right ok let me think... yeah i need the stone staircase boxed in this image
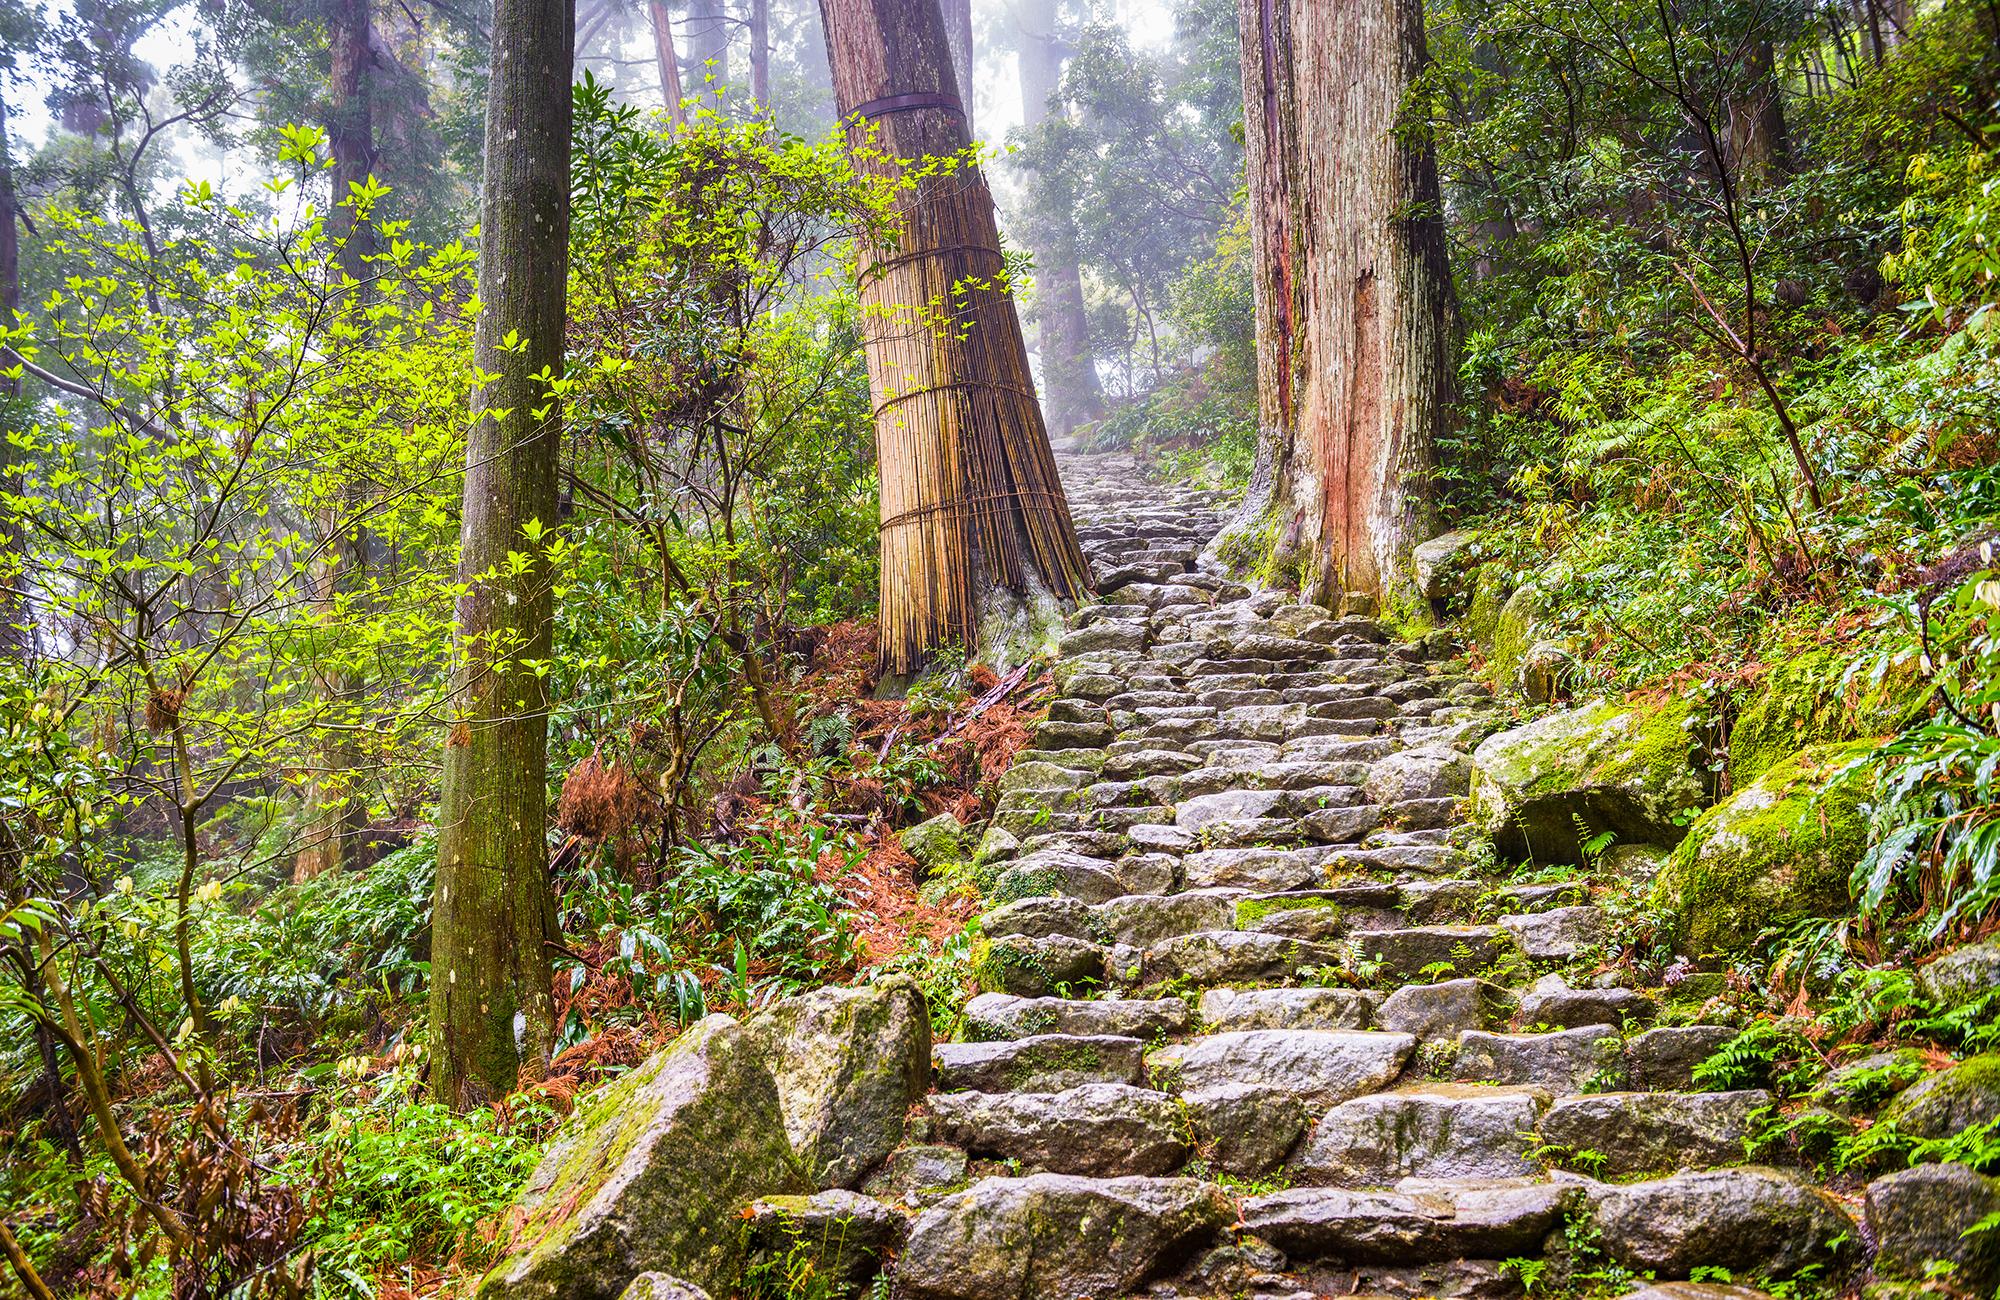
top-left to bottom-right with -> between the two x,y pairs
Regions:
868,450 -> 1856,1299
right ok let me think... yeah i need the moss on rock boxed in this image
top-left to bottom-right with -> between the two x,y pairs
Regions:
1489,587 -> 1550,693
1235,895 -> 1345,928
1463,564 -> 1515,650
1470,697 -> 1710,862
1652,741 -> 1876,955
478,1015 -> 804,1300
1730,650 -> 1925,787
1880,1051 -> 2000,1140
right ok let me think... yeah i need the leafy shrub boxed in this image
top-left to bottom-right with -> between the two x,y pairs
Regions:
1851,564 -> 2000,939
302,1068 -> 546,1294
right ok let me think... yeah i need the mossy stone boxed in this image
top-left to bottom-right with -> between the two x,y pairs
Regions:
745,976 -> 931,1190
1470,697 -> 1710,862
1729,650 -> 1925,786
478,1015 -> 804,1300
1652,741 -> 1875,955
900,813 -> 966,877
1880,1052 -> 2000,1140
1463,563 -> 1515,649
1489,586 -> 1551,694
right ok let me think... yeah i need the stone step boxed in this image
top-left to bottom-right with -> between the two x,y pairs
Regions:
932,1034 -> 1145,1093
1240,1179 -> 1566,1263
1148,1029 -> 1416,1109
1288,1083 -> 1551,1185
962,992 -> 1192,1042
923,1082 -> 1192,1177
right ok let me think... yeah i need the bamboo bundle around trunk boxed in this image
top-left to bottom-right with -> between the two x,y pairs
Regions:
820,0 -> 1093,675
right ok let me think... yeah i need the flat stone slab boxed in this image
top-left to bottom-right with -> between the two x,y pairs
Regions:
1454,1027 -> 1623,1092
1587,1167 -> 1858,1278
1290,1085 -> 1552,1185
933,1034 -> 1145,1094
1240,1181 -> 1567,1263
963,993 -> 1193,1042
1148,1030 -> 1415,1110
1199,986 -> 1381,1032
1538,1090 -> 1771,1177
925,1083 -> 1192,1177
895,1174 -> 1236,1300
1141,931 -> 1346,990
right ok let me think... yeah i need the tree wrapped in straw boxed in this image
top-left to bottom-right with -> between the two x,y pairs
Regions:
819,0 -> 1094,676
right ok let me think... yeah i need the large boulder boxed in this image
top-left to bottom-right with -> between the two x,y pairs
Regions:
478,1016 -> 804,1300
1587,1167 -> 1857,1279
894,1174 -> 1236,1300
746,976 -> 930,1189
1879,1052 -> 2000,1140
1652,742 -> 1872,954
1470,698 -> 1710,862
1864,1162 -> 2000,1293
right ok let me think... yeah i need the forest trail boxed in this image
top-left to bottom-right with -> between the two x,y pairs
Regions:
883,450 -> 1842,1298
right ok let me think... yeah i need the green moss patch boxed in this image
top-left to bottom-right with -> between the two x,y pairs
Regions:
1730,650 -> 1926,786
1653,740 -> 1877,955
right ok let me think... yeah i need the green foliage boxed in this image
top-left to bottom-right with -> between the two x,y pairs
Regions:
876,921 -> 984,1043
555,816 -> 862,1047
1850,566 -> 2000,938
302,1067 -> 547,1293
1694,1018 -> 1822,1094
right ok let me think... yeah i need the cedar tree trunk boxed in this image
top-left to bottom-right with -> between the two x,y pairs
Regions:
819,0 -> 1093,674
650,1 -> 688,119
1017,0 -> 1100,435
428,0 -> 573,1109
297,0 -> 379,880
1232,0 -> 1454,610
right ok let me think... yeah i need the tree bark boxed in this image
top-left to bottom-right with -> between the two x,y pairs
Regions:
819,0 -> 1093,674
750,0 -> 771,105
0,89 -> 26,665
686,0 -> 730,93
428,0 -> 572,1110
297,0 -> 379,882
1727,40 -> 1787,191
1016,0 -> 1100,436
650,0 -> 688,120
1232,0 -> 1454,609
942,0 -> 973,136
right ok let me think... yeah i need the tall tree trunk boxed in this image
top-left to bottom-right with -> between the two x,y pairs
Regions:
428,0 -> 572,1110
0,89 -> 26,666
1016,0 -> 1100,436
942,0 -> 973,136
1727,40 -> 1787,190
650,0 -> 688,120
1232,0 -> 1454,610
686,0 -> 730,92
296,0 -> 379,881
750,0 -> 771,105
819,0 -> 1093,675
